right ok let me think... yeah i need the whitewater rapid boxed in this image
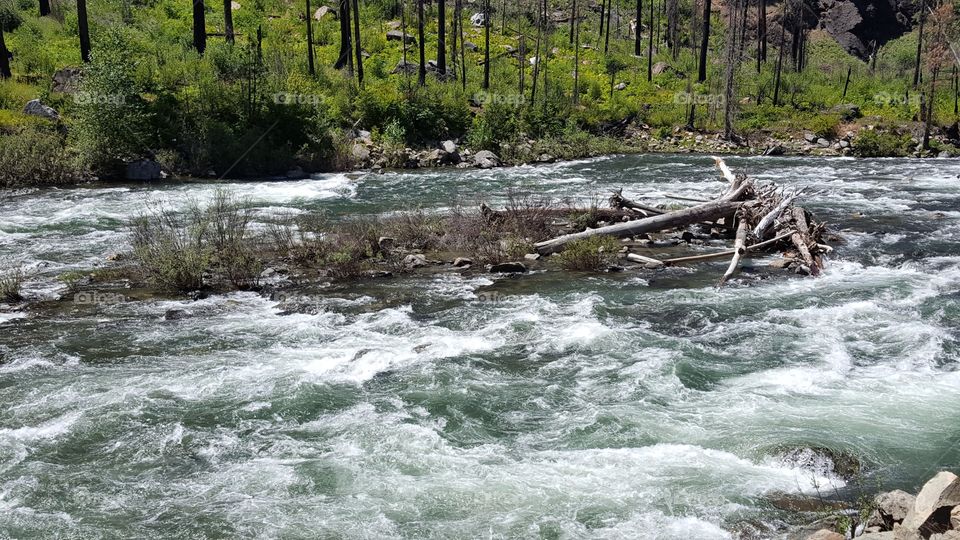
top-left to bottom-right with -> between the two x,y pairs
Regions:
1,155 -> 959,538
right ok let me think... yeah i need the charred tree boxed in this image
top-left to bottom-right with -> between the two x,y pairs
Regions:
306,0 -> 315,74
697,0 -> 711,81
418,0 -> 426,85
0,26 -> 10,79
482,0 -> 490,89
39,0 -> 51,16
437,0 -> 446,75
335,0 -> 353,72
225,0 -> 235,43
635,0 -> 642,56
78,0 -> 92,62
352,0 -> 364,84
193,0 -> 207,55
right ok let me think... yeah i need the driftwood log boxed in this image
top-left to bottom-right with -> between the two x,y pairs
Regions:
527,157 -> 829,285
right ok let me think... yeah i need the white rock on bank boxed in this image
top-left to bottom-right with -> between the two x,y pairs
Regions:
896,471 -> 960,540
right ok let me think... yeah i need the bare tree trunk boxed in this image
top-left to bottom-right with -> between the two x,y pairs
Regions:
78,0 -> 92,62
635,0 -> 642,56
534,200 -> 743,254
530,6 -> 542,103
599,0 -> 607,40
697,0 -> 711,81
458,0 -> 467,89
570,0 -> 577,45
666,0 -> 678,58
604,0 -> 613,53
39,0 -> 50,16
306,0 -> 315,74
450,0 -> 458,79
352,0 -> 364,85
482,0 -> 490,89
335,0 -> 353,71
0,26 -> 10,79
193,0 -> 207,55
402,0 -> 409,86
646,0 -> 654,81
520,33 -> 526,94
573,4 -> 580,104
772,12 -> 785,106
437,0 -> 446,75
225,0 -> 235,43
841,66 -> 851,99
757,0 -> 766,64
722,0 -> 744,140
418,0 -> 426,85
913,0 -> 926,87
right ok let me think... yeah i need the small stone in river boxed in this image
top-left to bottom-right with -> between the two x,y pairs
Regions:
164,309 -> 189,321
524,253 -> 541,261
452,257 -> 473,268
489,262 -> 527,273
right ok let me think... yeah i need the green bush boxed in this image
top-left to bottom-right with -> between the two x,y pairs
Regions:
555,236 -> 621,271
0,125 -> 81,187
852,130 -> 913,157
0,266 -> 25,303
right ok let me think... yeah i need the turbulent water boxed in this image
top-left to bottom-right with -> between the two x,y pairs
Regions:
1,155 -> 959,539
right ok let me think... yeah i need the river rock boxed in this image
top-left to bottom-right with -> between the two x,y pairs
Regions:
952,506 -> 960,529
126,159 -> 163,181
817,138 -> 832,147
897,471 -> 960,540
871,490 -> 915,529
452,257 -> 472,268
775,446 -> 862,480
23,99 -> 60,120
804,133 -> 818,143
352,143 -> 371,164
442,140 -> 457,154
51,67 -> 82,94
489,262 -> 527,273
164,309 -> 189,321
386,30 -> 416,45
473,150 -> 501,169
403,254 -> 427,269
807,529 -> 845,540
764,144 -> 786,156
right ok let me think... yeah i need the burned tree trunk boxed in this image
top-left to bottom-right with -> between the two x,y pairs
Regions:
193,0 -> 207,55
352,0 -> 364,85
306,0 -> 315,74
697,0 -> 711,81
0,26 -> 10,79
225,0 -> 235,44
39,0 -> 51,16
78,0 -> 91,62
418,0 -> 426,85
335,0 -> 353,72
437,0 -> 446,75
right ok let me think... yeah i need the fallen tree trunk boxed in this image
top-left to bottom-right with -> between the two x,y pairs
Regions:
660,230 -> 796,265
534,200 -> 743,254
718,216 -> 750,286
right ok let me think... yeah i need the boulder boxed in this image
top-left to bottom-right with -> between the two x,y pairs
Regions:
463,41 -> 479,52
524,253 -> 541,261
126,159 -> 163,181
871,490 -> 915,530
651,61 -> 672,76
831,103 -> 862,121
614,82 -> 627,91
442,140 -> 458,154
807,529 -> 845,540
51,67 -> 82,94
472,150 -> 501,169
285,166 -> 307,179
489,262 -> 527,273
164,309 -> 189,321
351,144 -> 371,163
452,257 -> 473,268
392,59 -> 419,74
23,99 -> 60,120
804,132 -> 819,143
403,254 -> 427,269
819,0 -> 913,60
763,144 -> 786,156
775,446 -> 862,479
314,5 -> 336,20
231,0 -> 241,9
897,472 -> 960,540
817,138 -> 832,147
470,12 -> 486,26
952,506 -> 960,529
386,30 -> 416,45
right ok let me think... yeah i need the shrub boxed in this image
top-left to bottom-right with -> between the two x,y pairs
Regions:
131,205 -> 210,292
554,236 -> 621,271
809,114 -> 841,139
0,266 -> 25,303
0,125 -> 81,187
852,130 -> 913,157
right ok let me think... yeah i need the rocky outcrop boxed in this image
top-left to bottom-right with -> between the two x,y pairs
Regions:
126,159 -> 163,181
805,472 -> 960,540
817,0 -> 916,60
23,99 -> 60,120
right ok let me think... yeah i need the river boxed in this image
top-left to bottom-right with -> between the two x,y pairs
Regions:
1,154 -> 958,539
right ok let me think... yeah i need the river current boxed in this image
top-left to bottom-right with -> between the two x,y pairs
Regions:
1,155 -> 958,539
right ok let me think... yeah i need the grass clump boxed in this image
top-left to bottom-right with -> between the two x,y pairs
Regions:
0,266 -> 25,303
0,125 -> 82,187
131,190 -> 262,292
554,236 -> 621,271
